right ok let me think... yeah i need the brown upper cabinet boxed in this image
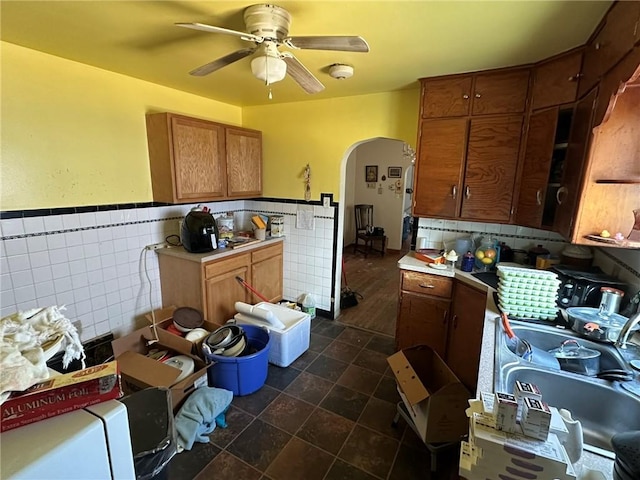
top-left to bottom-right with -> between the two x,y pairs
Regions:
415,68 -> 528,222
146,112 -> 262,204
530,49 -> 584,111
578,1 -> 640,99
420,68 -> 529,118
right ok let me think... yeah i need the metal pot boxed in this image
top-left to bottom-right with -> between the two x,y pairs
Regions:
567,307 -> 637,343
548,339 -> 601,376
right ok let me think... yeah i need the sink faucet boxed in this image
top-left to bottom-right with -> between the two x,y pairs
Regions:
616,310 -> 640,349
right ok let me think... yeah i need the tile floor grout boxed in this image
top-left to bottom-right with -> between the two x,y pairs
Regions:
170,318 -> 460,480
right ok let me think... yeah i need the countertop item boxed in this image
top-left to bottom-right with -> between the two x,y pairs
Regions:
156,236 -> 284,264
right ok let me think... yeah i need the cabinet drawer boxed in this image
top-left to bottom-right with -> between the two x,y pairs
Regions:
252,242 -> 283,264
401,271 -> 453,298
204,253 -> 251,279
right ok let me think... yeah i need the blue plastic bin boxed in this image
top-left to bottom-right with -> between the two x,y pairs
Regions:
205,325 -> 271,396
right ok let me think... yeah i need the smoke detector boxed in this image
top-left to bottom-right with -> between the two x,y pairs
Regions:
329,64 -> 354,80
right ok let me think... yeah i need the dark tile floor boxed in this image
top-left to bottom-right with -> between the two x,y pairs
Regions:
168,318 -> 461,480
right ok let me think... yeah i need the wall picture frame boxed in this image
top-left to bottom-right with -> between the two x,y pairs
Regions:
388,166 -> 402,178
365,165 -> 378,182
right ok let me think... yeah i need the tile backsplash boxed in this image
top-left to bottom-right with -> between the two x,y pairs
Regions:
0,198 -> 337,342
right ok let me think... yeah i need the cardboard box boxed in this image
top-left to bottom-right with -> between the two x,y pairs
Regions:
514,380 -> 542,419
387,345 -> 470,444
521,397 -> 552,441
493,392 -> 518,433
1,361 -> 122,432
112,310 -> 215,412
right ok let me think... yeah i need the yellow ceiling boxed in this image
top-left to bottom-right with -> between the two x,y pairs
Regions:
1,1 -> 612,107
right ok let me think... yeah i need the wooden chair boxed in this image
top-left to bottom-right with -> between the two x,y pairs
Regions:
354,204 -> 386,257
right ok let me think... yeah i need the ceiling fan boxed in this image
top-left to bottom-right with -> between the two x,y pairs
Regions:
176,4 -> 369,94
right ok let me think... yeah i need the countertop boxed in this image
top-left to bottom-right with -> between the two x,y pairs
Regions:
397,251 -> 615,478
155,236 -> 285,263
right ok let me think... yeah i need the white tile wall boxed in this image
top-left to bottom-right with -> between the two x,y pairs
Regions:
1,199 -> 338,343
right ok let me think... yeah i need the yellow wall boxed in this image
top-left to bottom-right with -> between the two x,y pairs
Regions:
244,91 -> 419,201
1,41 -> 419,209
1,42 -> 241,210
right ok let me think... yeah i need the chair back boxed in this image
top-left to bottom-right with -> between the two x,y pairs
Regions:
355,204 -> 374,233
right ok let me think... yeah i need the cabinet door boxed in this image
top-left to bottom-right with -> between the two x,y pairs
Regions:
171,115 -> 227,202
251,244 -> 283,303
226,127 -> 262,198
531,50 -> 583,110
204,265 -> 251,324
420,76 -> 473,117
553,88 -> 597,240
395,292 -> 450,356
472,69 -> 530,115
516,108 -> 559,228
446,282 -> 487,394
461,116 -> 523,222
413,118 -> 467,218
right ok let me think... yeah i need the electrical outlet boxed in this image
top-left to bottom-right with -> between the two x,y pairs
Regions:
145,242 -> 167,251
323,196 -> 330,208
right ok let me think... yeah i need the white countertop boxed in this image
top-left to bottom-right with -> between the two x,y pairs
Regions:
156,236 -> 285,263
398,251 -> 615,478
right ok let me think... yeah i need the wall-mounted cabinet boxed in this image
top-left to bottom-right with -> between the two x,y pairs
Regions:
530,49 -> 583,111
414,68 -> 529,223
146,113 -> 262,204
578,1 -> 640,99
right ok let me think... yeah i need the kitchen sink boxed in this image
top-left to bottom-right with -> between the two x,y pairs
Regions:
494,319 -> 640,456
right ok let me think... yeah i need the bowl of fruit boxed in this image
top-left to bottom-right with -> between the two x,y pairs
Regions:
474,240 -> 498,271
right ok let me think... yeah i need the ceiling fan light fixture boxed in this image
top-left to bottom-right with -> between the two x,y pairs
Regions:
329,64 -> 354,80
251,55 -> 287,84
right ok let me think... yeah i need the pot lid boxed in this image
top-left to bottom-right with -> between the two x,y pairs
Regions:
548,339 -> 600,360
566,307 -> 631,328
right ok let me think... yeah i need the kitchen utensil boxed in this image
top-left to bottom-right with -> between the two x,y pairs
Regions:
235,276 -> 270,303
548,339 -> 601,376
203,325 -> 247,357
162,354 -> 195,382
596,369 -> 634,382
501,313 -> 560,369
598,287 -> 624,317
567,307 -> 638,343
172,307 -> 204,333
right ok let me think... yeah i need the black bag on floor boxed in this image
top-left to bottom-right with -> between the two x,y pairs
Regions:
340,287 -> 362,309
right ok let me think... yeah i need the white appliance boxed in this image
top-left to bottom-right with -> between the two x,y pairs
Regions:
1,400 -> 135,479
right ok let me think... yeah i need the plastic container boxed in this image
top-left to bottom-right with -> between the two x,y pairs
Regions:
205,325 -> 271,396
234,302 -> 311,367
300,293 -> 316,320
270,215 -> 284,237
120,387 -> 176,480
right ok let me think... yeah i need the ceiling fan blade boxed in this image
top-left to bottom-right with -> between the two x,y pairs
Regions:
189,47 -> 257,76
175,23 -> 263,43
285,36 -> 369,53
282,54 -> 325,94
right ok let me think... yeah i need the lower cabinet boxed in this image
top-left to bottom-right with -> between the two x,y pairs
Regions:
158,242 -> 283,324
395,270 -> 452,356
396,270 -> 487,393
445,281 -> 487,393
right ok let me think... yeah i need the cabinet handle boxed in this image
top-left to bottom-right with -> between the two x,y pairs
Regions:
452,314 -> 458,329
452,185 -> 457,199
536,189 -> 542,206
475,93 -> 482,98
556,186 -> 568,205
419,284 -> 435,289
444,310 -> 449,324
462,94 -> 470,100
568,73 -> 583,82
465,186 -> 470,199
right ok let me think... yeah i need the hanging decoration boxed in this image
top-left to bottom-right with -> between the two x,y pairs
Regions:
303,164 -> 311,201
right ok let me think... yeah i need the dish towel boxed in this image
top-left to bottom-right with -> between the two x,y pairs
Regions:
174,387 -> 233,452
0,305 -> 85,404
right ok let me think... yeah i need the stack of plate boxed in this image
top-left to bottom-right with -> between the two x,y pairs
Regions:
497,265 -> 560,320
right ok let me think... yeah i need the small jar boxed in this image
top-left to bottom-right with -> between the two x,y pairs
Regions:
270,215 -> 284,237
461,251 -> 475,272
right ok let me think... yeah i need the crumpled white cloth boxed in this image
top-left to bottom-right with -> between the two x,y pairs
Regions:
0,305 -> 85,404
